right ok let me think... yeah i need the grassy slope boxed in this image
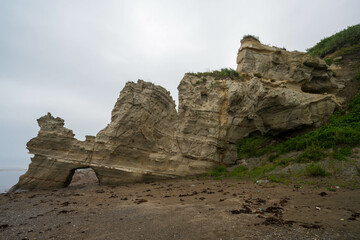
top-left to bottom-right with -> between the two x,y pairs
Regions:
307,24 -> 360,57
237,89 -> 360,160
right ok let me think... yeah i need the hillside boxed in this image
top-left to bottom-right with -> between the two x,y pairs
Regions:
307,24 -> 360,57
214,25 -> 360,188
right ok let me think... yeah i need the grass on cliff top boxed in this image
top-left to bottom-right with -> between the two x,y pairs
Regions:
242,34 -> 260,43
186,68 -> 241,80
306,24 -> 360,57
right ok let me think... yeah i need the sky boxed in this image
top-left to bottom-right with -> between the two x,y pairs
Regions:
0,0 -> 359,169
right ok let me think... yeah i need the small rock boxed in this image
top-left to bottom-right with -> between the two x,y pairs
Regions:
134,199 -> 148,204
256,180 -> 269,184
0,224 -> 9,229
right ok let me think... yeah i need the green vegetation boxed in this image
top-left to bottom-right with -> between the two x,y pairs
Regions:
227,166 -> 248,177
225,70 -> 360,186
268,174 -> 288,183
208,164 -> 276,180
324,57 -> 333,66
237,86 -> 360,162
305,163 -> 329,177
306,24 -> 360,57
272,157 -> 292,167
332,147 -> 352,161
332,43 -> 360,58
205,26 -> 360,187
194,77 -> 207,85
237,135 -> 270,159
296,145 -> 326,163
323,43 -> 360,66
208,165 -> 227,177
187,68 -> 241,80
242,34 -> 260,42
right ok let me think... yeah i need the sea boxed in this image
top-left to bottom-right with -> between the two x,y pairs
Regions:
0,169 -> 26,193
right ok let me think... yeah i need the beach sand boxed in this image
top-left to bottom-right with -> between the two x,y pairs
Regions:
1,176 -> 359,240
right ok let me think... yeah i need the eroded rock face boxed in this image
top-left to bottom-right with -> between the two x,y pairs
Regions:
13,39 -> 341,190
92,80 -> 178,176
236,38 -> 335,94
12,113 -> 93,190
13,81 -> 216,190
176,73 -> 337,165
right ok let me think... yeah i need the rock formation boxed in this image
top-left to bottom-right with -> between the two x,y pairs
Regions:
13,81 -> 217,190
237,37 -> 335,94
13,38 -> 342,190
176,73 -> 337,165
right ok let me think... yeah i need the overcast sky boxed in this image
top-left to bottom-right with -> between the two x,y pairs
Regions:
0,0 -> 359,169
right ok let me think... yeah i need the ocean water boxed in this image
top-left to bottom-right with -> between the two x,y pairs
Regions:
0,169 -> 26,193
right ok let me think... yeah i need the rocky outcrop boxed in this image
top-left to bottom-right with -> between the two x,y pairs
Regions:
175,73 -> 337,165
13,38 -> 341,190
13,81 -> 216,190
12,113 -> 94,190
236,37 -> 335,94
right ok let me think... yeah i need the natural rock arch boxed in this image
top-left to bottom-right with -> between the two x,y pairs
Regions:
65,167 -> 100,187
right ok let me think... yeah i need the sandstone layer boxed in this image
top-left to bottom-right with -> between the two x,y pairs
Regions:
236,37 -> 335,94
176,73 -> 337,165
13,39 -> 342,190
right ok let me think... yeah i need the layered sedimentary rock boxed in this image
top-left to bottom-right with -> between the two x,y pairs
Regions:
13,81 -> 216,190
13,113 -> 94,189
176,73 -> 337,165
236,37 -> 335,94
91,80 -> 214,182
13,39 -> 341,190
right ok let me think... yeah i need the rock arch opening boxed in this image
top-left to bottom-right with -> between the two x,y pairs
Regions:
65,167 -> 100,187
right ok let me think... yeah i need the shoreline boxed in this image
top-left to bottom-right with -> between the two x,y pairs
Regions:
1,177 -> 359,239
0,169 -> 26,194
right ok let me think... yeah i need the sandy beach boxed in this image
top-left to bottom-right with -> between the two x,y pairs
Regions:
1,177 -> 359,240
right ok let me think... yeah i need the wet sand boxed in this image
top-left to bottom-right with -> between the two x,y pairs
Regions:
1,178 -> 359,240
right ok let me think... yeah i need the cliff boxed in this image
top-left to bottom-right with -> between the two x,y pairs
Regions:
13,38 -> 348,190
